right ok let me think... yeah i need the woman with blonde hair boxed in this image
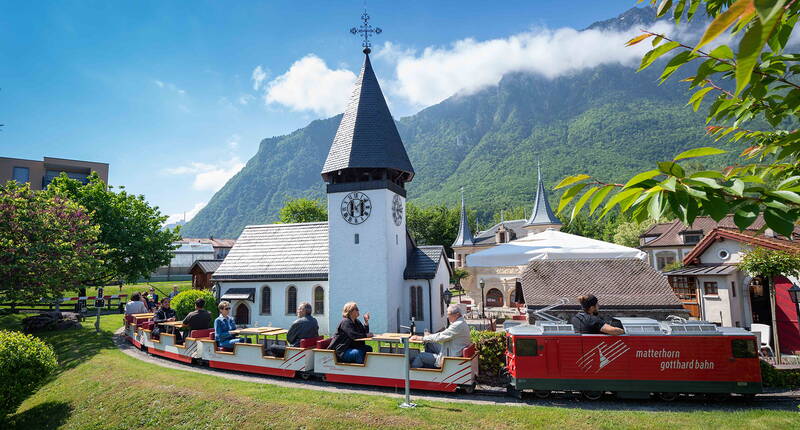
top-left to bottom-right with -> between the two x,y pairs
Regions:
329,302 -> 373,363
214,301 -> 242,349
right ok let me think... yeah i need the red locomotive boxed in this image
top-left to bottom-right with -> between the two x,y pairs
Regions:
506,317 -> 762,400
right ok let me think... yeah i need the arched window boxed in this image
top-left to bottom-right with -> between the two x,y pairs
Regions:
513,280 -> 525,305
260,286 -> 271,315
235,303 -> 250,325
410,286 -> 424,321
286,286 -> 297,315
486,288 -> 504,307
314,286 -> 324,315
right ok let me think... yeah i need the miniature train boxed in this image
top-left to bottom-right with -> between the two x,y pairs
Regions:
123,314 -> 762,399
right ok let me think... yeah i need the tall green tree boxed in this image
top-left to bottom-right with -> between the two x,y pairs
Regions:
559,0 -> 800,237
407,202 -> 475,254
278,198 -> 328,223
47,173 -> 179,285
0,182 -> 104,302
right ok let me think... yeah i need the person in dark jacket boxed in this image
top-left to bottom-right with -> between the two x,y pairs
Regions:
182,298 -> 213,331
267,302 -> 319,357
152,298 -> 179,340
329,302 -> 373,363
571,294 -> 624,335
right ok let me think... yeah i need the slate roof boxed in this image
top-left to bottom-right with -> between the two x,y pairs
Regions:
190,259 -> 223,274
452,193 -> 475,247
472,220 -> 528,246
682,227 -> 800,265
525,161 -> 562,227
520,258 -> 683,309
404,245 -> 449,280
213,222 -> 329,281
638,215 -> 800,248
320,53 -> 414,180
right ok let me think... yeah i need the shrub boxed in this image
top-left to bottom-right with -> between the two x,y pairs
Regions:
0,330 -> 58,417
470,330 -> 506,377
171,289 -> 218,320
760,359 -> 800,388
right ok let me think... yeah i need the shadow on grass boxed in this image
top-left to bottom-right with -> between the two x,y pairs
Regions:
1,401 -> 73,430
0,314 -> 117,374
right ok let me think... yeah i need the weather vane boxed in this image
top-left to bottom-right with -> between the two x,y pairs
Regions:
350,10 -> 382,54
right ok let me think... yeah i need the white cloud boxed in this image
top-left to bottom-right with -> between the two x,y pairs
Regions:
164,201 -> 207,225
153,79 -> 187,95
163,157 -> 245,192
264,55 -> 356,116
252,65 -> 268,90
238,94 -> 255,105
227,134 -> 241,149
382,21 -> 677,108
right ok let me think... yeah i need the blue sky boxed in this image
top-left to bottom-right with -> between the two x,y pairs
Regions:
0,0 -> 646,224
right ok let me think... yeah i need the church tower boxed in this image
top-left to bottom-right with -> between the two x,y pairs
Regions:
321,15 -> 414,333
523,160 -> 562,233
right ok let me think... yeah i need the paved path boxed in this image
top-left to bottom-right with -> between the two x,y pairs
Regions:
114,329 -> 800,412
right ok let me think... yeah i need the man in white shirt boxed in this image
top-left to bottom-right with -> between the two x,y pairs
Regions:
409,304 -> 471,368
124,293 -> 148,315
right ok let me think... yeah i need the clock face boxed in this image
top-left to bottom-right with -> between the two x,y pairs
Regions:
392,194 -> 404,226
340,192 -> 372,225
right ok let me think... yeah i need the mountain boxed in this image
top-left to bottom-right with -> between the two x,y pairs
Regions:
181,7 -> 731,239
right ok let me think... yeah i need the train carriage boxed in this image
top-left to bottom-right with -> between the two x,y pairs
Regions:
506,317 -> 762,399
195,333 -> 317,378
312,338 -> 478,392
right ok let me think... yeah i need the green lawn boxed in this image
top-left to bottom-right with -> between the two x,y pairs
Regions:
1,314 -> 799,429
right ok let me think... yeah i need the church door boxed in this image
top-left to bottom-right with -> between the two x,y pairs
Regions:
486,288 -> 504,308
235,303 -> 250,326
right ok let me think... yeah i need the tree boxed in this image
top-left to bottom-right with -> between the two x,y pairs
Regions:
0,181 -> 104,302
451,267 -> 470,288
738,247 -> 800,362
278,198 -> 328,223
612,219 -> 658,248
46,173 -> 179,285
558,0 -> 800,238
406,202 -> 474,254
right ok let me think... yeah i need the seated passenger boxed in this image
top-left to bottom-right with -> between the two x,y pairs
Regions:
124,293 -> 148,315
214,301 -> 242,349
409,304 -> 471,369
183,298 -> 212,332
152,298 -> 180,341
570,294 -> 624,335
329,302 -> 373,364
267,302 -> 319,357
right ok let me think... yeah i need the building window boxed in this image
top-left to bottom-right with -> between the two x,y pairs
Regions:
486,288 -> 504,307
12,167 -> 29,183
456,254 -> 462,268
655,251 -> 676,271
286,286 -> 297,315
260,286 -> 271,315
354,234 -> 359,244
513,280 -> 525,305
439,284 -> 445,316
718,249 -> 730,260
669,276 -> 698,302
313,286 -> 324,315
410,286 -> 424,321
731,281 -> 736,297
683,233 -> 702,245
704,282 -> 719,296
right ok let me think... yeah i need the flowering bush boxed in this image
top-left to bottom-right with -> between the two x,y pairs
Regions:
0,330 -> 58,416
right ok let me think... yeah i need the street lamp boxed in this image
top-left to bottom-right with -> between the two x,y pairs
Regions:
789,284 -> 800,333
479,279 -> 486,319
442,289 -> 453,307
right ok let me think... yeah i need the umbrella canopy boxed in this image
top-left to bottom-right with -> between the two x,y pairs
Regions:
465,229 -> 646,268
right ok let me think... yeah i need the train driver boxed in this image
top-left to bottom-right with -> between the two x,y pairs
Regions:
571,294 -> 624,335
409,304 -> 471,369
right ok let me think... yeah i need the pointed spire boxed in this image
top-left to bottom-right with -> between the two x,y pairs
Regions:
452,187 -> 475,247
524,158 -> 562,230
320,52 -> 414,182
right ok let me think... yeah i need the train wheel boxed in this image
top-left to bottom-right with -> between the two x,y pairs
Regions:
506,385 -> 523,400
299,372 -> 311,381
460,384 -> 476,394
658,392 -> 677,402
581,391 -> 603,401
533,390 -> 551,399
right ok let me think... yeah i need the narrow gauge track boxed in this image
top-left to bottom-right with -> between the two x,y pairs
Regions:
113,330 -> 800,412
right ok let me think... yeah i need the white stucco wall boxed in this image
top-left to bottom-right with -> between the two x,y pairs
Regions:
327,188 -> 407,334
698,239 -> 752,264
401,257 -> 450,334
218,280 -> 330,334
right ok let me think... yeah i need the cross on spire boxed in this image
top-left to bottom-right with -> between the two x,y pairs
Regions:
350,10 -> 382,54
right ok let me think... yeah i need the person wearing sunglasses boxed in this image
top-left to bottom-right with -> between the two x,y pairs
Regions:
214,301 -> 242,349
329,302 -> 373,364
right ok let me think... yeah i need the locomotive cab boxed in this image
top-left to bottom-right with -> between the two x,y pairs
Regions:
506,317 -> 762,400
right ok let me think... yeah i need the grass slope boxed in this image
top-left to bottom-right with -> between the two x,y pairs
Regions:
1,314 -> 799,429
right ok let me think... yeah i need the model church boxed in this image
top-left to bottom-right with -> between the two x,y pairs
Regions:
212,47 -> 452,335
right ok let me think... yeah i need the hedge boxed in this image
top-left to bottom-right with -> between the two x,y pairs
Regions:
760,360 -> 800,388
0,330 -> 59,417
171,289 -> 218,320
470,330 -> 506,378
